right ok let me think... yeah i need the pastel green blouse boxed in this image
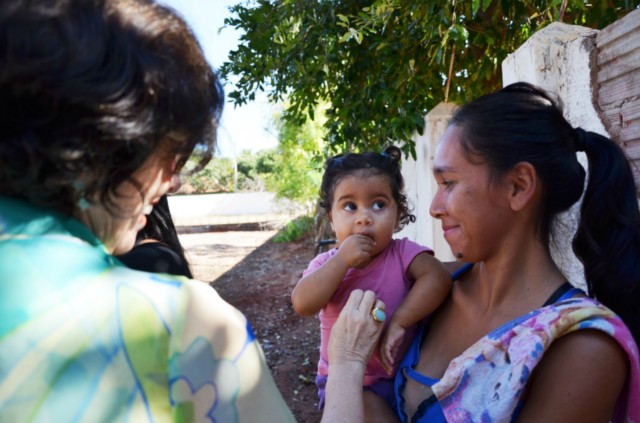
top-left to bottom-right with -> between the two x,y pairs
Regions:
0,196 -> 294,422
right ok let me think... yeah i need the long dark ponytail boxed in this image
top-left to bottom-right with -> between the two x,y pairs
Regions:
573,129 -> 640,345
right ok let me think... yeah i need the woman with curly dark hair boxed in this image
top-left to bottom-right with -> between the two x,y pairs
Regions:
0,0 -> 386,419
0,0 -> 391,420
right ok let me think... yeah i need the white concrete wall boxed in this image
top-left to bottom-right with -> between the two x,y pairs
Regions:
502,22 -> 606,133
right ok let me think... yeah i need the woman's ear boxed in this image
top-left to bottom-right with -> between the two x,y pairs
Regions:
507,162 -> 538,212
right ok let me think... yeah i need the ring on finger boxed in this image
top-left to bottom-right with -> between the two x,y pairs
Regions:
370,306 -> 386,323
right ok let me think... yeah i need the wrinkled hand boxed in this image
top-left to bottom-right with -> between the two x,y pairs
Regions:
380,321 -> 406,374
336,234 -> 377,268
328,289 -> 385,368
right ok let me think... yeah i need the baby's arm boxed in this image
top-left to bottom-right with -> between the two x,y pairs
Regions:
381,252 -> 451,371
291,234 -> 376,316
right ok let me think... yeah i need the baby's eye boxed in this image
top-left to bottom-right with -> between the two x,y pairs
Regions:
343,202 -> 357,212
372,201 -> 386,210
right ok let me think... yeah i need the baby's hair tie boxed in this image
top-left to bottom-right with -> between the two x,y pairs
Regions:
381,146 -> 401,163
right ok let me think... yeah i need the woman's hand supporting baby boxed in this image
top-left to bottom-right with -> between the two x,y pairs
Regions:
321,289 -> 385,423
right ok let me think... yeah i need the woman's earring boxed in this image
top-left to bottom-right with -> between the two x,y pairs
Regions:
77,196 -> 90,210
73,181 -> 89,210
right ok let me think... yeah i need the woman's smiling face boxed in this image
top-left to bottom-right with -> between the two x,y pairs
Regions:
429,125 -> 513,262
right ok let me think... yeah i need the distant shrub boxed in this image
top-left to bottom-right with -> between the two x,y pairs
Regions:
273,215 -> 314,243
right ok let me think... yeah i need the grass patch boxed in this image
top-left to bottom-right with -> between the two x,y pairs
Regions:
273,215 -> 314,243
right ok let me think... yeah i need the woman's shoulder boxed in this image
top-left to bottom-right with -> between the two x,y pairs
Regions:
110,267 -> 253,358
178,278 -> 249,332
434,296 -> 640,422
518,329 -> 630,422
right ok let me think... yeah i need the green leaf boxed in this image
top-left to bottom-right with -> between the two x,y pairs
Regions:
472,0 -> 482,14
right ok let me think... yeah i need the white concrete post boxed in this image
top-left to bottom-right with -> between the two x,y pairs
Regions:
502,22 -> 606,133
396,103 -> 457,262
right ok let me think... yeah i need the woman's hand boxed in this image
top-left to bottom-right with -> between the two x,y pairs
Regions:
328,289 -> 385,366
322,289 -> 385,422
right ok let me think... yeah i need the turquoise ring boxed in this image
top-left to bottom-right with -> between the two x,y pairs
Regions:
370,307 -> 386,323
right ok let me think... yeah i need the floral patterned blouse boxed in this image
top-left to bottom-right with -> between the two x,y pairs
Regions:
395,292 -> 640,422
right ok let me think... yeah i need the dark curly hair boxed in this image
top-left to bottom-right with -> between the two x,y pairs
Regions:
319,145 -> 415,230
0,0 -> 224,215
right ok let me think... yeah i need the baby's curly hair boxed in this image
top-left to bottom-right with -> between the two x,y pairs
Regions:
319,145 -> 415,231
0,0 -> 224,215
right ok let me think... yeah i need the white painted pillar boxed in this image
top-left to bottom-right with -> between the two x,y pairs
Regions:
502,22 -> 606,134
396,103 -> 457,262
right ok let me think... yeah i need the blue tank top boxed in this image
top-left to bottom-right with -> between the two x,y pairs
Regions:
393,263 -> 581,422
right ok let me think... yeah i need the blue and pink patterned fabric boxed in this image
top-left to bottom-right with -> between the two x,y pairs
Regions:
431,296 -> 640,422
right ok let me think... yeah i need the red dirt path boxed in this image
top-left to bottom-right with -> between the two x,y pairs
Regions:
185,232 -> 322,422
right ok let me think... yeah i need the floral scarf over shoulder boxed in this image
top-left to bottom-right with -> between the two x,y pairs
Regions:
433,297 -> 640,422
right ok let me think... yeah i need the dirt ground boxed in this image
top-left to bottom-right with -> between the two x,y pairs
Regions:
179,230 -> 323,422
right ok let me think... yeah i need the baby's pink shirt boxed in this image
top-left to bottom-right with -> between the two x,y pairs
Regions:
303,237 -> 433,385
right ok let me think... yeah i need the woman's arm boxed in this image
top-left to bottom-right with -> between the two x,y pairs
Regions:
172,280 -> 296,422
321,289 -> 386,423
518,330 -> 628,422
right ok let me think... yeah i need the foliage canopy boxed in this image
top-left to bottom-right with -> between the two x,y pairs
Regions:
221,0 -> 636,157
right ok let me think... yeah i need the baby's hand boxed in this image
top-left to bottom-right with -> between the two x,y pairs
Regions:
380,321 -> 406,375
336,234 -> 376,268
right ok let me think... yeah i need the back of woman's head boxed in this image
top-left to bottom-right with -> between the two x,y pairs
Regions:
0,0 -> 224,214
319,145 -> 415,229
451,82 -> 640,345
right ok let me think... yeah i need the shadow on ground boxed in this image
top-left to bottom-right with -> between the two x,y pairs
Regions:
180,230 -> 323,422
